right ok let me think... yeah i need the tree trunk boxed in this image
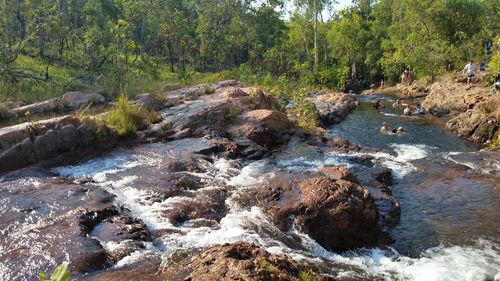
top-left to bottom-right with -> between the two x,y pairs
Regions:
313,0 -> 319,72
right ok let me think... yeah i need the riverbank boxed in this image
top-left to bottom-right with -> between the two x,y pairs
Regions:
1,81 -> 499,280
364,75 -> 499,147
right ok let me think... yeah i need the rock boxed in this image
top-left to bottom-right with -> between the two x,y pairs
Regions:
0,178 -> 116,280
61,91 -> 106,109
0,138 -> 36,172
422,82 -> 499,143
309,92 -> 358,125
265,175 -> 380,251
15,97 -> 62,115
0,123 -> 30,150
0,115 -> 113,173
163,242 -> 321,281
0,103 -> 15,120
136,93 -> 163,111
33,126 -> 79,160
318,166 -> 360,184
91,215 -> 151,262
164,189 -> 228,226
446,109 -> 499,144
228,109 -> 292,148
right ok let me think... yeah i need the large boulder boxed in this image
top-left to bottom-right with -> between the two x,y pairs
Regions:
162,242 -> 319,281
309,92 -> 358,125
228,109 -> 293,148
0,115 -> 114,173
422,82 -> 499,143
446,106 -> 499,144
265,171 -> 381,251
61,91 -> 106,109
135,93 -> 163,111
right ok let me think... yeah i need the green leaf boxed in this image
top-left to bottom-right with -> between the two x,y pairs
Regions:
50,262 -> 70,281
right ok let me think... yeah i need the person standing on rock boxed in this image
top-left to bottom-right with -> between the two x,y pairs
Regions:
401,69 -> 410,85
462,60 -> 478,89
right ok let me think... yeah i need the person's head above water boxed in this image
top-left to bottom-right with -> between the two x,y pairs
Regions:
397,126 -> 404,132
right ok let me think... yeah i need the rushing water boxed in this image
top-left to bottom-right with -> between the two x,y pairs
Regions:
1,95 -> 499,281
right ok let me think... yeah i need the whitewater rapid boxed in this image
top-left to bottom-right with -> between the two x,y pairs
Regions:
53,141 -> 500,281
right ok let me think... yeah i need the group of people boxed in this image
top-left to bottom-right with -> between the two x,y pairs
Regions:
392,99 -> 425,116
380,122 -> 405,134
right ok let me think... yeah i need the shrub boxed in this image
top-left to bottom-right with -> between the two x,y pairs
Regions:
224,105 -> 240,123
39,262 -> 70,281
290,91 -> 319,132
105,95 -> 148,137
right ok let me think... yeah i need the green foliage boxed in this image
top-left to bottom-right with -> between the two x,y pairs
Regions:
291,90 -> 320,131
39,262 -> 70,281
489,55 -> 500,78
0,0 -> 498,102
105,95 -> 148,137
224,105 -> 240,123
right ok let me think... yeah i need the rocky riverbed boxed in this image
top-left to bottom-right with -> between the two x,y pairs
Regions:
0,81 -> 499,281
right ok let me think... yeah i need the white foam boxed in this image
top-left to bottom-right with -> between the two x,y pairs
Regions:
277,156 -> 353,171
227,161 -> 274,187
444,151 -> 500,176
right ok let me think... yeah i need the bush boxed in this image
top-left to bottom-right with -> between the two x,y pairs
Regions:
105,96 -> 148,137
290,91 -> 319,132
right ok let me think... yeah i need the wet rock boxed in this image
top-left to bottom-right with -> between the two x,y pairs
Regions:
309,91 -> 358,125
135,93 -> 163,111
165,153 -> 209,173
265,175 -> 381,251
164,189 -> 228,226
0,179 -> 115,280
163,242 -> 324,281
81,253 -> 162,281
372,167 -> 394,186
228,109 -> 293,148
326,135 -> 362,153
318,166 -> 360,184
91,215 -> 151,262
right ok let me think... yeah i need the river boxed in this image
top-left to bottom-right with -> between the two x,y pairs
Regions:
1,94 -> 499,280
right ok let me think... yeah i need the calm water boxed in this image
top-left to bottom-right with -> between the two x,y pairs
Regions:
330,94 -> 499,257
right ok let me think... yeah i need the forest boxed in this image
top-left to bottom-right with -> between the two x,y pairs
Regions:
0,0 -> 499,102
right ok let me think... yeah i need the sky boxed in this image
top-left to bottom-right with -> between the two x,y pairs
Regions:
280,0 -> 353,20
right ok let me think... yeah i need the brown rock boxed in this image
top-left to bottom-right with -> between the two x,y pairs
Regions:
266,175 -> 380,251
163,242 -> 323,281
228,109 -> 292,147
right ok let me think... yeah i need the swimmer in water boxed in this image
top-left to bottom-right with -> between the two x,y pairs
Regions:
403,105 -> 413,116
380,122 -> 390,133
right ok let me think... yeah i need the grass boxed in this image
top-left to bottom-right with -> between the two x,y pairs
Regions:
0,55 -> 81,104
105,96 -> 149,137
39,262 -> 70,281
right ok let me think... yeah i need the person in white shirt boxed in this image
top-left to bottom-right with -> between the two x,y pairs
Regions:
462,60 -> 478,88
